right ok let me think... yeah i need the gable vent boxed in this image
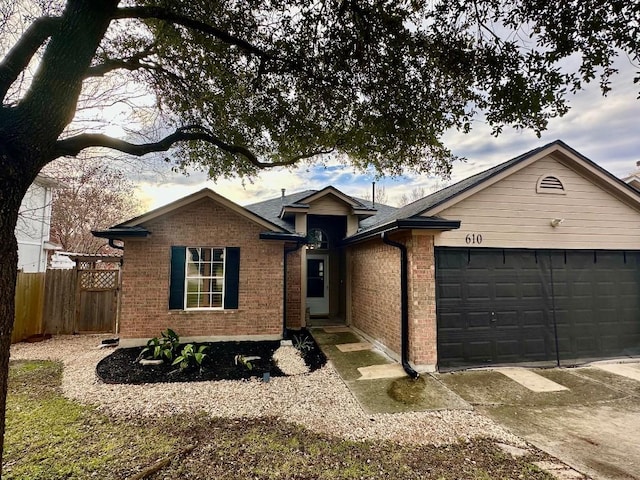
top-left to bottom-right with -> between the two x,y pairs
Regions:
536,175 -> 566,194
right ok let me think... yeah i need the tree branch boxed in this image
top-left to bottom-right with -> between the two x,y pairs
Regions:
85,59 -> 146,77
113,6 -> 269,59
0,16 -> 61,100
53,126 -> 334,168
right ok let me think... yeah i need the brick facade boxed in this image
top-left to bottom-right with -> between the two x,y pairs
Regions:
285,246 -> 302,328
349,237 -> 402,356
119,197 -> 284,340
405,233 -> 437,366
348,232 -> 438,368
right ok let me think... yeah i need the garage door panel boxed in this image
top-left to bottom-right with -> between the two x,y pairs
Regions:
436,247 -> 640,369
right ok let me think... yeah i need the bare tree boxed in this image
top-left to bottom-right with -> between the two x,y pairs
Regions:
361,184 -> 388,205
398,187 -> 427,207
46,156 -> 142,254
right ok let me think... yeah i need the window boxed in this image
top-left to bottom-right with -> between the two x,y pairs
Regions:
536,174 -> 566,194
307,228 -> 329,249
169,246 -> 240,310
185,247 -> 225,308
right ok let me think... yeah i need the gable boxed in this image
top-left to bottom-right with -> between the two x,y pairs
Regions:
141,197 -> 268,239
433,154 -> 640,249
307,193 -> 352,216
119,188 -> 283,233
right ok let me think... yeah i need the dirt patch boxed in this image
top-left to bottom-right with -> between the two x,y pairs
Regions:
387,375 -> 427,404
97,329 -> 326,384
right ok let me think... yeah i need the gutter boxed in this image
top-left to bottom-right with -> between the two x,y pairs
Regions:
381,232 -> 420,380
342,218 -> 460,246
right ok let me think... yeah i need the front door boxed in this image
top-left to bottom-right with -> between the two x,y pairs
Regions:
306,254 -> 329,316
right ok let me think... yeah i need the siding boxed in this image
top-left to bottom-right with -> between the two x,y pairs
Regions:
307,195 -> 350,216
433,155 -> 640,249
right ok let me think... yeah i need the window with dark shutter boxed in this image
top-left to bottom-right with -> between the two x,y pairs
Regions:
169,246 -> 240,310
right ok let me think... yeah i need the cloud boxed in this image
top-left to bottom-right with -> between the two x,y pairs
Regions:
136,60 -> 640,210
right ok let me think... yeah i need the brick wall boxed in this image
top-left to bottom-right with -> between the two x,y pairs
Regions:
349,236 -> 402,355
406,233 -> 437,366
349,232 -> 438,367
120,197 -> 283,340
285,246 -> 302,329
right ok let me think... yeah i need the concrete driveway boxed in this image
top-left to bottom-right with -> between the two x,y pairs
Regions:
438,363 -> 640,480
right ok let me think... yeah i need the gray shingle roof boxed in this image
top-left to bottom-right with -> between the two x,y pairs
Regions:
244,187 -> 398,232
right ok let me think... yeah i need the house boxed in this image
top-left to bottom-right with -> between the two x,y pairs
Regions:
17,174 -> 61,272
94,140 -> 640,371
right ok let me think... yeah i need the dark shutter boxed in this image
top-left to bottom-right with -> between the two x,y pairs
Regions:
169,246 -> 186,310
224,247 -> 240,309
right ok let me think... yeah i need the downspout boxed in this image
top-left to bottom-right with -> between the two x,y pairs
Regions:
283,241 -> 304,339
109,238 -> 124,250
382,232 -> 419,379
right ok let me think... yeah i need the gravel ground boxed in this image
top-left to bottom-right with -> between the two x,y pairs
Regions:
10,335 -> 524,447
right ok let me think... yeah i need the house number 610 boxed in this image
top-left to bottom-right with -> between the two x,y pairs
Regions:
465,233 -> 483,245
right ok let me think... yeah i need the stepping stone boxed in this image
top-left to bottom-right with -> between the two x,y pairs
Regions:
336,342 -> 372,353
533,461 -> 585,480
322,326 -> 353,333
357,363 -> 406,380
495,443 -> 530,458
595,363 -> 640,382
494,368 -> 569,392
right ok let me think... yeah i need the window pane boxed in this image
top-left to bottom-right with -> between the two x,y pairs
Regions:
211,293 -> 223,308
211,278 -> 223,293
211,263 -> 223,277
188,248 -> 200,262
186,279 -> 201,295
186,294 -> 200,308
213,249 -> 224,261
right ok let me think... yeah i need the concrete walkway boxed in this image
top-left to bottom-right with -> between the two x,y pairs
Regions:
440,364 -> 640,480
310,327 -> 470,414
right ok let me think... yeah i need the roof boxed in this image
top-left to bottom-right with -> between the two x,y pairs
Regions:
244,187 -> 398,232
95,189 -> 288,240
95,139 -> 639,245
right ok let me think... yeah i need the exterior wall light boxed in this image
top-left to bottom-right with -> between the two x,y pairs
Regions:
550,218 -> 565,227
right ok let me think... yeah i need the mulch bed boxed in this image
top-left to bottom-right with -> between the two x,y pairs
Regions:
96,329 -> 326,385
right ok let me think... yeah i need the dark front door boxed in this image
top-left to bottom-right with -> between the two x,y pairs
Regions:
436,248 -> 640,369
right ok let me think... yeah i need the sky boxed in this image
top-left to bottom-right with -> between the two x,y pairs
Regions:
135,60 -> 640,210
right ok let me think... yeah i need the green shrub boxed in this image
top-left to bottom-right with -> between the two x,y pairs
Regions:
172,343 -> 208,371
139,328 -> 180,362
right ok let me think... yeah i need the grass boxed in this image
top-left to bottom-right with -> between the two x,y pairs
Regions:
4,361 -> 178,479
4,360 -> 557,479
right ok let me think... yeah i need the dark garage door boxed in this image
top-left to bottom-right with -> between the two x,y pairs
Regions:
436,248 -> 640,369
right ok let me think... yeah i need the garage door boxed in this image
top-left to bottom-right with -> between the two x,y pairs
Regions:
436,248 -> 640,369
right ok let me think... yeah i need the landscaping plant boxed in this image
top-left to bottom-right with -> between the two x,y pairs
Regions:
292,334 -> 314,353
139,329 -> 180,362
172,344 -> 208,372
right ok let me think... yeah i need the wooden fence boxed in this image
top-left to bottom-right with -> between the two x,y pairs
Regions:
12,267 -> 119,344
43,269 -> 77,335
12,272 -> 46,344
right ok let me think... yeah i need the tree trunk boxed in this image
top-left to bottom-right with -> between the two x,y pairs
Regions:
0,164 -> 31,471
